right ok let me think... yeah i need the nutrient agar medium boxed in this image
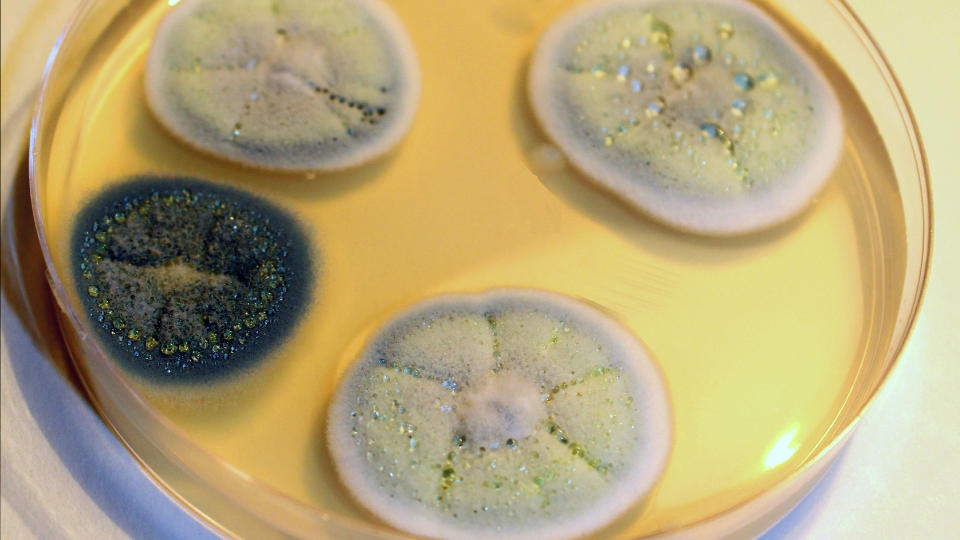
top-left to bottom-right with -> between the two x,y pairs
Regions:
71,177 -> 313,382
529,0 -> 843,234
328,289 -> 672,540
145,0 -> 420,172
37,0 -> 899,535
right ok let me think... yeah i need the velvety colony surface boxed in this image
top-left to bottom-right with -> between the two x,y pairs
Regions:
72,177 -> 312,382
328,289 -> 672,540
145,0 -> 420,171
529,0 -> 843,234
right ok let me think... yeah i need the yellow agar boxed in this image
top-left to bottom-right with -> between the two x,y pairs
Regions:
39,0 -> 905,536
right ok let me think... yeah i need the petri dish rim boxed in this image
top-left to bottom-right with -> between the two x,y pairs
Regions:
27,0 -> 932,537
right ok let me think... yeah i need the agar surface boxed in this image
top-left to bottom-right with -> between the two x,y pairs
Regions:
71,177 -> 313,382
328,289 -> 672,540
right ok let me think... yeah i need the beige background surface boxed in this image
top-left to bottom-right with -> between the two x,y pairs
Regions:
2,0 -> 957,538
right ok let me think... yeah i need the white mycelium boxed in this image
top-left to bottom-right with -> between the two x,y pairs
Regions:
327,289 -> 672,540
146,0 -> 420,171
529,0 -> 843,234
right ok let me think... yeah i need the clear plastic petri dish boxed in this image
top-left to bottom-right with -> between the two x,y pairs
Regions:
30,0 -> 930,538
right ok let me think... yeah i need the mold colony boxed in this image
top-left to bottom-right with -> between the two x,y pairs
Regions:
529,0 -> 842,234
145,0 -> 420,171
72,178 -> 312,381
327,290 -> 671,540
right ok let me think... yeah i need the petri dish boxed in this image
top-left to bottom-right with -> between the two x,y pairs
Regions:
29,0 -> 930,538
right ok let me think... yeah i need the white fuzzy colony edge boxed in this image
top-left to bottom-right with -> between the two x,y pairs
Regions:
328,289 -> 672,540
529,0 -> 843,235
145,0 -> 420,172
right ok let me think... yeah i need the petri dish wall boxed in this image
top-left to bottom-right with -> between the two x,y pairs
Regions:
30,0 -> 930,538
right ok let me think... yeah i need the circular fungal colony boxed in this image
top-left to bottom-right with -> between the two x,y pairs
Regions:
529,0 -> 843,235
327,289 -> 672,540
72,178 -> 312,382
145,0 -> 420,172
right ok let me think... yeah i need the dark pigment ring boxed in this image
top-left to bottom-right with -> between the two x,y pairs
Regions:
72,177 -> 313,382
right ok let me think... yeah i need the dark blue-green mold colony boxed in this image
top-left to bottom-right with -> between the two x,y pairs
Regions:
71,177 -> 313,382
